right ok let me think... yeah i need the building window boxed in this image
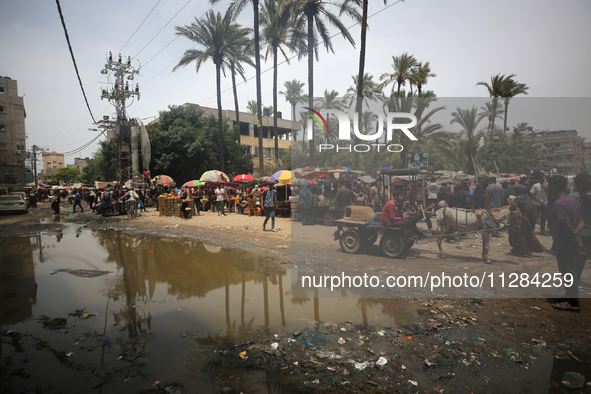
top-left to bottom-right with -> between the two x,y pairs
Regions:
58,162 -> 62,165
0,124 -> 5,131
0,86 -> 4,93
0,105 -> 4,112
0,142 -> 6,150
16,144 -> 25,152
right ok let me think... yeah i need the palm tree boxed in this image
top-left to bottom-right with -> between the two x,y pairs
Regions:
501,77 -> 529,133
345,73 -> 383,107
280,79 -> 306,124
410,61 -> 436,97
513,122 -> 530,133
479,101 -> 504,137
261,0 -> 298,160
450,106 -> 486,175
228,40 -> 254,144
379,53 -> 417,97
221,0 -> 265,173
246,100 -> 258,115
174,11 -> 251,172
293,0 -> 360,161
342,0 -> 388,169
476,73 -> 514,136
317,89 -> 345,144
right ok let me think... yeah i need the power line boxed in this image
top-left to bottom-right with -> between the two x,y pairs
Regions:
119,0 -> 163,54
133,0 -> 194,59
54,0 -> 97,125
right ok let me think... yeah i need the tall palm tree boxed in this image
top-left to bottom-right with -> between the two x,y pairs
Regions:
450,106 -> 486,175
476,73 -> 514,136
410,61 -> 436,97
261,0 -> 298,160
280,79 -> 306,124
501,77 -> 529,133
221,0 -> 265,173
293,0 -> 360,161
479,101 -> 504,138
228,40 -> 254,144
341,0 -> 388,169
379,53 -> 417,97
246,100 -> 258,115
174,11 -> 251,172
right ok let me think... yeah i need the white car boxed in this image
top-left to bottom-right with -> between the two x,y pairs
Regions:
0,194 -> 29,214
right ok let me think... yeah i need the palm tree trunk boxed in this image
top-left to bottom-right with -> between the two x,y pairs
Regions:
490,97 -> 498,137
273,45 -> 279,161
231,62 -> 241,144
216,63 -> 225,172
253,0 -> 264,174
354,0 -> 368,170
307,12 -> 315,161
503,98 -> 509,134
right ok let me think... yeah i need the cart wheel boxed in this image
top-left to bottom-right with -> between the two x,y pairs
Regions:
361,230 -> 378,247
405,239 -> 415,249
322,211 -> 335,226
340,229 -> 361,254
380,232 -> 406,258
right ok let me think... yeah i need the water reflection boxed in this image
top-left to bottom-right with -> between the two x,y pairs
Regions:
0,227 -> 419,393
0,237 -> 37,326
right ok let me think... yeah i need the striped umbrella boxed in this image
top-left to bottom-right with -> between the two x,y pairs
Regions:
183,180 -> 205,187
153,175 -> 174,185
72,183 -> 82,189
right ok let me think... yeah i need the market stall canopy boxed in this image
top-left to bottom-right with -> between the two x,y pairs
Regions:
358,175 -> 376,183
200,170 -> 230,183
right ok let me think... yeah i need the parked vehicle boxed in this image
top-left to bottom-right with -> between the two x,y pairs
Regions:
0,195 -> 28,214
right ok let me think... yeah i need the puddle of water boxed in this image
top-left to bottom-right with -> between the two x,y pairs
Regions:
0,227 -> 418,393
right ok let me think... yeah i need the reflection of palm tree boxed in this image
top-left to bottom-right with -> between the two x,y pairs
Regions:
479,101 -> 504,137
450,106 -> 486,175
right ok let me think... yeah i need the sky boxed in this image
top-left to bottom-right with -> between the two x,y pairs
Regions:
1,0 -> 590,170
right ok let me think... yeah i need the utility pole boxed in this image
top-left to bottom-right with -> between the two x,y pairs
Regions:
100,52 -> 140,184
30,145 -> 44,191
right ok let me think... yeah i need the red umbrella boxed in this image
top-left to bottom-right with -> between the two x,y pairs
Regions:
233,174 -> 255,182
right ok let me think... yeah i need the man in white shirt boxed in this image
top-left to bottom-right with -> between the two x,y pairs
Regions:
215,186 -> 226,216
529,174 -> 548,235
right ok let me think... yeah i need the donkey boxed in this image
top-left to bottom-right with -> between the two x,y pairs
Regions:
435,206 -> 512,263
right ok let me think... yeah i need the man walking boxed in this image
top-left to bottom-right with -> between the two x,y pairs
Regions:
548,175 -> 586,313
530,174 -> 548,235
215,185 -> 226,216
72,189 -> 83,213
263,183 -> 278,231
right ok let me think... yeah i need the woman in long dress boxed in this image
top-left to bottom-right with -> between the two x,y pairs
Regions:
508,184 -> 545,257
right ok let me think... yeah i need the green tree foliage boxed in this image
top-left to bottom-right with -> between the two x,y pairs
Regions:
51,167 -> 82,183
477,131 -> 544,174
146,105 -> 253,183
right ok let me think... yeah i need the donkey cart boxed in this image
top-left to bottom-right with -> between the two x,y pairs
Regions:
333,218 -> 416,258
